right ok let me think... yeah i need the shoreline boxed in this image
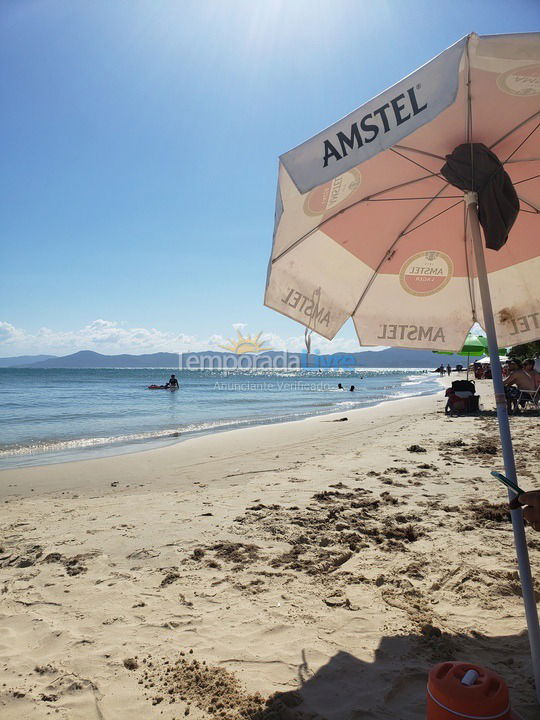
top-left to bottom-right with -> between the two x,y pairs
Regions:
0,373 -> 444,473
0,382 -> 446,498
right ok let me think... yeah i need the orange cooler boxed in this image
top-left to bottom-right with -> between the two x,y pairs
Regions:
427,662 -> 518,719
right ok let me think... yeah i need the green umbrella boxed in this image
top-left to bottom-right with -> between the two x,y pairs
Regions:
434,333 -> 507,379
434,333 -> 507,357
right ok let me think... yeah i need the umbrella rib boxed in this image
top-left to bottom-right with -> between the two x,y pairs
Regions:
489,110 -> 540,154
271,173 -> 445,265
360,173 -> 443,200
393,145 -> 446,161
400,200 -> 462,237
504,119 -> 540,164
363,173 -> 442,198
514,173 -> 540,186
350,182 -> 452,317
389,147 -> 445,178
363,195 -> 462,201
518,196 -> 540,213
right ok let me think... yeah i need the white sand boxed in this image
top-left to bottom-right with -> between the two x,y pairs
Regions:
1,380 -> 539,719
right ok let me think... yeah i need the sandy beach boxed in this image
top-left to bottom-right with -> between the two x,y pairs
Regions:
1,380 -> 539,719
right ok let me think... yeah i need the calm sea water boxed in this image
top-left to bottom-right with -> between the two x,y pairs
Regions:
0,367 -> 441,469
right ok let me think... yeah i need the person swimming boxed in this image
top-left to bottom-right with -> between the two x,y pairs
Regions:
350,385 -> 355,392
166,374 -> 179,389
337,383 -> 344,390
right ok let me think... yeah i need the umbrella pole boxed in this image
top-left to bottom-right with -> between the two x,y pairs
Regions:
466,191 -> 540,701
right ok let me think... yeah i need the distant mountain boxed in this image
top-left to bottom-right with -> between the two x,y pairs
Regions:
343,347 -> 463,368
17,348 -> 464,369
0,354 -> 57,368
21,350 -> 180,368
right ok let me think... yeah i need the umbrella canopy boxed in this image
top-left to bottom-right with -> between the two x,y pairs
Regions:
457,334 -> 492,355
265,33 -> 539,353
265,32 -> 540,700
434,333 -> 507,356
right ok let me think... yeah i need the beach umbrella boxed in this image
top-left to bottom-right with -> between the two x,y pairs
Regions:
265,32 -> 540,698
457,334 -> 506,356
433,333 -> 507,377
433,333 -> 508,355
451,333 -> 490,356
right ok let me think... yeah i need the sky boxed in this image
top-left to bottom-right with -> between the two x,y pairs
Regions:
1,0 -> 538,356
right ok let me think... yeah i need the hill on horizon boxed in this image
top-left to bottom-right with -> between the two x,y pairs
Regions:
0,348 -> 466,369
0,354 -> 57,368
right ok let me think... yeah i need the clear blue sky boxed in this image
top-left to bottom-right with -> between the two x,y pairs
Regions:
1,0 -> 538,355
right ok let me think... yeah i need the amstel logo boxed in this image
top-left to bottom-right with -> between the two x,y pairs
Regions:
399,251 -> 453,297
497,63 -> 540,96
303,168 -> 361,216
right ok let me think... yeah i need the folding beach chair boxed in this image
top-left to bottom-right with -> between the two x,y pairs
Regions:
518,386 -> 540,409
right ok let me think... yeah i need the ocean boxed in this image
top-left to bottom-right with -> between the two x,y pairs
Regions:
0,367 -> 442,469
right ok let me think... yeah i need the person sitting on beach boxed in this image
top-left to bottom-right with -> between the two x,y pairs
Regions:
166,374 -> 179,389
504,359 -> 538,412
523,358 -> 540,387
519,358 -> 540,404
510,491 -> 540,532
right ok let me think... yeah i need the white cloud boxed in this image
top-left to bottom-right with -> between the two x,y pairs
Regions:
0,321 -> 25,345
0,319 -> 193,356
0,319 -> 374,357
231,323 -> 248,333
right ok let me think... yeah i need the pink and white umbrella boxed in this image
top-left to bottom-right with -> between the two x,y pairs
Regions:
265,32 -> 540,698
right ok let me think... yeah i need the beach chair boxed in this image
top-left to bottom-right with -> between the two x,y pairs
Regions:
445,380 -> 480,415
517,385 -> 540,409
